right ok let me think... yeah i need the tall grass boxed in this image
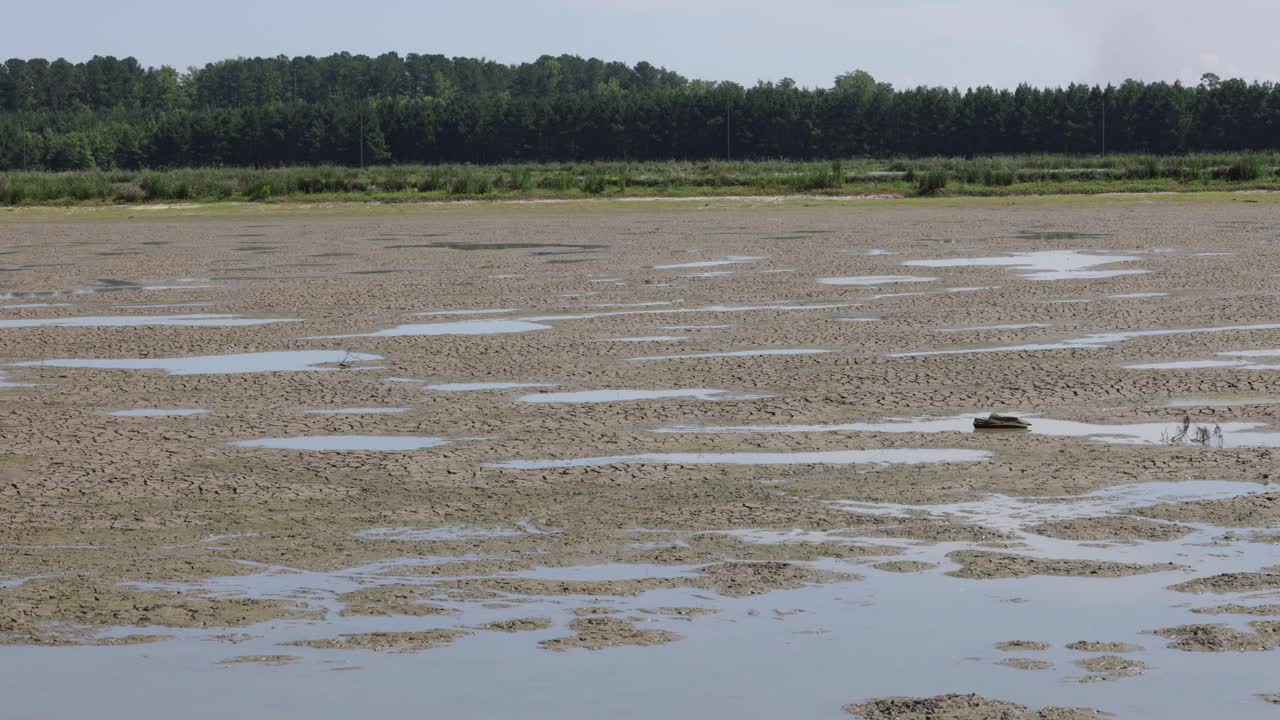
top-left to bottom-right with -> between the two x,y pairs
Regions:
1,153 -> 1278,205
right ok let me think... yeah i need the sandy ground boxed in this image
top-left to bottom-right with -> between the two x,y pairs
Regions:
2,196 -> 1279,718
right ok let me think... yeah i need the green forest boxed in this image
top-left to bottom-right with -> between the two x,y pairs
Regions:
3,52 -> 1280,172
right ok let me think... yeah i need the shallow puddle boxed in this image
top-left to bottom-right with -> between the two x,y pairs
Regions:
233,436 -> 455,452
13,351 -> 382,375
417,309 -> 519,316
0,370 -> 34,388
516,389 -> 766,404
355,526 -> 529,541
893,323 -> 1280,357
816,275 -> 937,286
656,414 -> 1280,448
0,314 -> 296,329
1129,349 -> 1280,371
628,348 -> 831,361
902,250 -> 1146,281
333,304 -> 852,338
939,323 -> 1056,332
651,256 -> 765,269
303,408 -> 411,415
487,448 -> 991,470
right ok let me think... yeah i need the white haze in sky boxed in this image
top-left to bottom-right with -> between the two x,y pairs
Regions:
2,0 -> 1274,89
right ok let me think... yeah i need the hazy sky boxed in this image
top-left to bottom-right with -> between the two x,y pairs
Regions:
3,0 -> 1275,89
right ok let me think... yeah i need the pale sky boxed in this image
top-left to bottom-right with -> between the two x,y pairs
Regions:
3,0 -> 1275,89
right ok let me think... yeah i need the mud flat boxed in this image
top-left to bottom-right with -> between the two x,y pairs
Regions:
3,196 -> 1280,718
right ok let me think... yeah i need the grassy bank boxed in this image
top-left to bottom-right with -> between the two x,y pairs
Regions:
3,154 -> 1279,206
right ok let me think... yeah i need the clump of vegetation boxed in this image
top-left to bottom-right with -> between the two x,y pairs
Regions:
1162,416 -> 1225,448
112,182 -> 146,203
915,168 -> 949,195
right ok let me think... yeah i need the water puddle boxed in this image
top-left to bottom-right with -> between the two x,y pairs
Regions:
116,302 -> 214,309
939,323 -> 1056,332
1108,292 -> 1168,299
651,256 -> 765,269
355,526 -> 529,542
586,302 -> 681,309
516,389 -> 766,404
487,448 -> 991,470
831,480 -> 1271,535
893,323 -> 1280,357
331,319 -> 554,337
629,349 -> 831,361
330,304 -> 852,339
0,281 -> 219,300
303,408 -> 411,415
1129,349 -> 1280,371
657,414 -> 1280,447
233,436 -> 456,452
2,303 -> 72,309
0,314 -> 297,329
13,351 -> 382,375
902,250 -> 1146,281
683,271 -> 736,278
0,370 -> 34,388
109,409 -> 209,417
816,275 -> 938,286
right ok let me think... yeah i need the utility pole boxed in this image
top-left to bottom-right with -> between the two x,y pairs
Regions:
359,104 -> 365,169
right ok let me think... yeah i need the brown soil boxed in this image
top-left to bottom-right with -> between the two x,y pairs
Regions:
479,617 -> 553,633
217,654 -> 299,666
845,694 -> 1110,719
996,658 -> 1053,670
994,640 -> 1051,651
946,551 -> 1176,579
1027,516 -> 1193,542
0,575 -> 317,645
1064,641 -> 1144,653
284,629 -> 467,653
539,617 -> 679,651
1074,655 -> 1149,677
1192,604 -> 1280,616
1135,492 -> 1280,526
1167,572 -> 1280,594
873,561 -> 937,573
1151,621 -> 1280,652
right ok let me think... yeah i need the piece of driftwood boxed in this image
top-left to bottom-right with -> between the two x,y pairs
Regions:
973,413 -> 1031,429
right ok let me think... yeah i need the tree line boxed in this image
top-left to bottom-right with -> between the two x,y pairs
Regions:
1,52 -> 1278,171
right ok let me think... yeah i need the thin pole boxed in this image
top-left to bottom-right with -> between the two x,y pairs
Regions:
359,105 -> 364,169
726,101 -> 731,161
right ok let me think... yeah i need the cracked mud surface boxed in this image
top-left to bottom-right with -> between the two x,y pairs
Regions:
4,197 -> 1280,718
845,694 -> 1109,719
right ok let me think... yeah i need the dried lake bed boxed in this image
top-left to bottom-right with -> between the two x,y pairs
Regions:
2,196 -> 1279,719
